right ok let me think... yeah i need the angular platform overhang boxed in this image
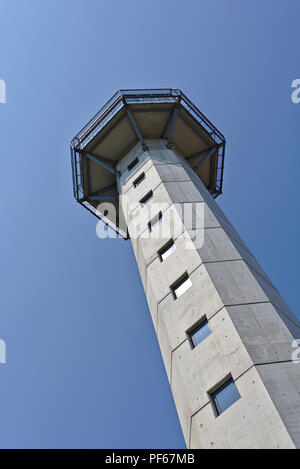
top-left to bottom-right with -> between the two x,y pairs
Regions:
70,89 -> 226,239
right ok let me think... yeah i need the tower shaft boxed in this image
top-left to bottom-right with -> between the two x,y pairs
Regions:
117,139 -> 300,449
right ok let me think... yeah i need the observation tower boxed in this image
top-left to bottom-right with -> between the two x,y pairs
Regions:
70,89 -> 300,449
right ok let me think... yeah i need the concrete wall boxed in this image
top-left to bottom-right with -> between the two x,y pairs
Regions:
117,140 -> 300,449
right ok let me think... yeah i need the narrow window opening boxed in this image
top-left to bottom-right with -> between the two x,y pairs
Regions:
133,172 -> 145,188
148,211 -> 162,232
171,273 -> 192,299
127,157 -> 139,171
210,377 -> 240,416
187,318 -> 211,348
158,239 -> 176,262
140,190 -> 153,206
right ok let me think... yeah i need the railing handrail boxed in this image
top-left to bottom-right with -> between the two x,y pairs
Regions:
72,89 -> 225,149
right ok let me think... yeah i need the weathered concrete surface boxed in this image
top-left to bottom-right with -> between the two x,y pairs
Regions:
190,366 -> 296,449
117,140 -> 300,449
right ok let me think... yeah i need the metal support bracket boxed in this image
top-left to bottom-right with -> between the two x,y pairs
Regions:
193,146 -> 217,171
187,143 -> 223,164
80,183 -> 117,203
88,194 -> 119,201
126,108 -> 148,152
76,149 -> 120,176
166,106 -> 178,149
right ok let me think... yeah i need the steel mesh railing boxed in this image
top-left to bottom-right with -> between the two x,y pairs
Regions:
70,89 -> 226,206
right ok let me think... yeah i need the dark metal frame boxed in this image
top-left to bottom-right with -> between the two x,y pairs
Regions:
170,272 -> 191,300
126,107 -> 148,152
210,377 -> 240,416
158,239 -> 176,262
187,317 -> 210,349
70,89 -> 226,236
133,172 -> 145,188
166,105 -> 178,149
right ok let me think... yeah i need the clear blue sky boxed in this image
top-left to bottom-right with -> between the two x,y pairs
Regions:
0,0 -> 299,449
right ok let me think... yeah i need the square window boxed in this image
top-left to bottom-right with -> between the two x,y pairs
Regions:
171,273 -> 192,299
133,172 -> 145,188
188,319 -> 210,348
148,211 -> 162,232
158,240 -> 176,261
127,157 -> 139,171
211,378 -> 240,416
140,190 -> 153,206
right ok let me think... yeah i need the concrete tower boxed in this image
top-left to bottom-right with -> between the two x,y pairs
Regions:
71,89 -> 300,449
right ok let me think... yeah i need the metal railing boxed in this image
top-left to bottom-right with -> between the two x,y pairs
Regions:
70,89 -> 226,213
71,89 -> 225,149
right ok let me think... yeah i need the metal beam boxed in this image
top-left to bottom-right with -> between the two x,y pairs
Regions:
76,148 -> 115,165
88,194 -> 119,201
166,106 -> 178,149
80,183 -> 117,203
126,108 -> 148,151
187,143 -> 223,162
77,149 -> 120,176
193,146 -> 217,171
187,147 -> 213,162
161,107 -> 174,139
